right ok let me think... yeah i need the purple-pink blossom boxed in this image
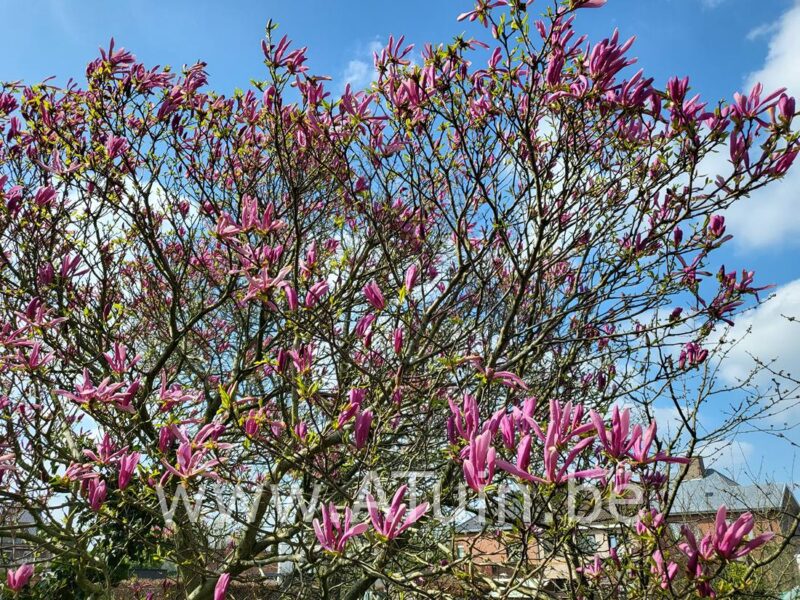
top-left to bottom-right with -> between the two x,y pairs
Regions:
366,485 -> 429,541
6,563 -> 33,591
313,502 -> 368,553
362,281 -> 386,310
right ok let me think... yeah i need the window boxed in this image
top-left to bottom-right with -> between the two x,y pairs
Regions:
608,533 -> 618,550
576,531 -> 600,554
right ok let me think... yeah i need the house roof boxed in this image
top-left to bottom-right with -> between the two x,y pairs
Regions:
672,468 -> 796,515
456,513 -> 502,534
0,507 -> 34,526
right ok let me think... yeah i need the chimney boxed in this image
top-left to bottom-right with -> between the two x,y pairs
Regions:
685,456 -> 705,480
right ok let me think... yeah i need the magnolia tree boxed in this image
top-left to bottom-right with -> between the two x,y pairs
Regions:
1,0 -> 799,598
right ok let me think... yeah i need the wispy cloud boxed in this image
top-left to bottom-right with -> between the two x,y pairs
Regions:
746,20 -> 780,42
340,39 -> 383,91
697,439 -> 755,477
717,1 -> 800,250
745,0 -> 800,97
713,278 -> 800,429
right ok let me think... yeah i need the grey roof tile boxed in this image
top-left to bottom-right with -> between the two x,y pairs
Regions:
672,469 -> 792,515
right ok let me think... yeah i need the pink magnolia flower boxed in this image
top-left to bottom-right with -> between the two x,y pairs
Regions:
215,213 -> 241,238
158,376 -> 200,412
354,410 -> 373,449
771,148 -> 798,176
313,502 -> 368,553
362,281 -> 386,310
576,554 -> 603,579
572,0 -> 607,7
511,396 -> 537,432
497,400 -> 604,484
6,563 -> 33,591
463,430 -> 496,492
34,185 -> 56,207
118,452 -> 140,490
404,264 -> 419,291
590,406 -> 688,465
103,342 -> 141,374
590,405 -> 638,459
499,413 -> 516,450
447,393 -> 479,444
366,485 -> 429,541
160,441 -> 222,481
20,342 -> 54,370
679,506 -> 774,592
243,265 -> 292,302
707,215 -> 726,239
105,135 -> 129,159
354,313 -> 376,339
83,433 -> 125,465
651,549 -> 678,590
628,421 -> 689,465
635,508 -> 666,536
338,388 -> 366,429
281,283 -> 298,311
56,368 -> 134,413
457,0 -> 506,23
777,93 -> 795,123
158,426 -> 175,453
678,341 -> 708,370
64,463 -> 98,482
710,506 -> 774,560
243,410 -> 261,438
731,82 -> 785,121
86,478 -> 107,511
59,253 -> 86,279
393,327 -> 404,354
305,280 -> 329,308
214,573 -> 230,600
239,196 -> 285,234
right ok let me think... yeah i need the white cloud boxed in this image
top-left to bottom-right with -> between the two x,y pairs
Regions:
746,21 -> 780,42
698,135 -> 800,251
724,169 -> 800,249
714,279 -> 800,427
651,405 -> 686,439
715,2 -> 800,250
342,60 -> 370,89
340,39 -> 383,91
717,279 -> 800,382
745,1 -> 800,97
697,439 -> 754,476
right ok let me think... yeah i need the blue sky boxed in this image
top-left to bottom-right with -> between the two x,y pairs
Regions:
1,0 -> 798,482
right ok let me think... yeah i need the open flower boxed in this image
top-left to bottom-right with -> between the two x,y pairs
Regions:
679,505 -> 774,592
497,400 -> 604,484
463,430 -> 496,491
313,502 -> 368,553
710,506 -> 774,560
366,485 -> 429,541
161,441 -> 222,481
